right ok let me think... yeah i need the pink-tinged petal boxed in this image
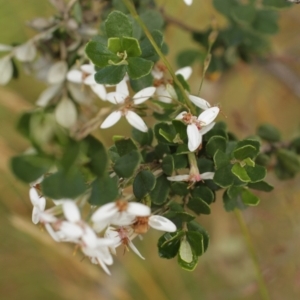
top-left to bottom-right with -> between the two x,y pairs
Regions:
133,87 -> 156,105
106,92 -> 126,104
149,215 -> 177,232
92,203 -> 118,223
80,64 -> 94,74
175,111 -> 188,120
63,201 -> 81,222
201,172 -> 215,180
189,95 -> 211,110
198,107 -> 219,125
127,202 -> 151,216
83,74 -> 96,85
125,111 -> 148,132
199,122 -> 215,135
91,84 -> 107,100
167,175 -> 190,182
29,187 -> 40,206
156,85 -> 172,103
66,70 -> 83,83
116,78 -> 129,96
175,66 -> 192,80
128,240 -> 145,260
187,124 -> 202,152
100,111 -> 122,129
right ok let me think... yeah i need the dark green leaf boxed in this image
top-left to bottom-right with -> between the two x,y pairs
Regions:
150,175 -> 170,205
157,231 -> 183,259
113,150 -> 141,178
276,149 -> 300,173
263,0 -> 292,9
244,164 -> 267,182
234,145 -> 257,161
252,10 -> 279,35
241,189 -> 260,206
171,182 -> 189,196
132,127 -> 153,146
115,138 -> 138,156
231,4 -> 256,24
186,231 -> 204,256
187,221 -> 209,252
105,11 -> 132,38
257,123 -> 281,142
154,123 -> 176,144
206,136 -> 227,157
178,238 -> 198,271
11,154 -> 53,183
214,149 -> 231,169
187,197 -> 211,215
162,155 -> 174,176
191,186 -> 215,204
248,181 -> 274,192
94,65 -> 127,84
164,211 -> 195,229
133,170 -> 156,199
140,30 -> 164,62
177,49 -> 203,68
89,175 -> 119,205
127,57 -> 153,80
140,10 -> 164,32
214,164 -> 235,188
130,73 -> 154,92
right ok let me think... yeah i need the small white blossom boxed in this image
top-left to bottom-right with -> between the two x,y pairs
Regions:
29,187 -> 46,224
133,215 -> 177,233
101,79 -> 155,132
183,0 -> 193,5
0,56 -> 13,85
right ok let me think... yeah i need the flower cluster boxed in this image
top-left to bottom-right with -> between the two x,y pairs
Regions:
29,182 -> 176,275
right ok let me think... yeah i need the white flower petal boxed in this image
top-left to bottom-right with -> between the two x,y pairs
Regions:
29,187 -> 40,206
91,84 -> 107,100
129,240 -> 145,259
198,107 -> 220,125
133,87 -> 156,105
82,226 -> 98,248
156,85 -> 172,103
60,222 -> 83,240
14,42 -> 36,62
167,175 -> 190,182
63,201 -> 81,222
92,203 -> 118,223
175,66 -> 192,81
47,61 -> 68,84
97,258 -> 111,275
187,123 -> 202,152
116,78 -> 129,96
149,215 -> 177,232
152,68 -> 164,79
83,74 -> 96,85
125,111 -> 148,132
199,122 -> 215,136
32,206 -> 40,224
37,197 -> 46,211
184,0 -> 193,5
45,223 -> 60,241
100,111 -> 122,129
36,84 -> 62,107
175,111 -> 188,120
127,202 -> 151,216
55,97 -> 77,128
0,57 -> 13,85
66,70 -> 83,83
110,213 -> 136,226
189,95 -> 211,110
106,92 -> 126,104
201,172 -> 215,180
80,64 -> 94,74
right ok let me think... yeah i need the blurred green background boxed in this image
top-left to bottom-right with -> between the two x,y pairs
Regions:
1,0 -> 300,299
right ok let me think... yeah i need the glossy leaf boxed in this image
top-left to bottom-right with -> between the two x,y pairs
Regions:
133,170 -> 156,199
150,175 -> 170,205
113,150 -> 141,178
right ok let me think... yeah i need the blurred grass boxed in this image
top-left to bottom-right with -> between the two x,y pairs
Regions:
1,1 -> 300,299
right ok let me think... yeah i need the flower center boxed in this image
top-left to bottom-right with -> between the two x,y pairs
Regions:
133,216 -> 150,234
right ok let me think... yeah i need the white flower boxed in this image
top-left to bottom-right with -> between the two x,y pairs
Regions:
55,96 -> 77,128
100,79 -> 156,132
0,56 -> 13,85
47,61 -> 68,84
176,106 -> 220,152
91,200 -> 151,232
29,187 -> 46,224
105,226 -> 144,260
184,0 -> 193,5
67,64 -> 107,100
188,94 -> 211,110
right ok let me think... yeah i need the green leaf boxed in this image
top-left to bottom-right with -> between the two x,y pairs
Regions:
214,150 -> 231,169
157,231 -> 183,259
186,231 -> 204,256
130,73 -> 154,92
94,65 -> 127,84
140,10 -> 164,32
197,157 -> 215,173
113,150 -> 141,178
60,141 -> 82,171
171,182 -> 189,196
140,30 -> 164,62
133,170 -> 156,199
213,0 -> 236,16
173,154 -> 188,169
290,136 -> 300,155
115,138 -> 138,156
257,123 -> 281,142
107,37 -> 122,53
248,181 -> 274,192
206,136 -> 227,157
127,57 -> 153,79
263,0 -> 292,9
187,197 -> 211,215
234,145 -> 257,161
85,136 -> 107,177
241,189 -> 260,206
150,175 -> 170,205
162,155 -> 174,176
214,165 -> 235,188
252,10 -> 279,35
231,163 -> 251,182
172,119 -> 188,141
191,186 -> 215,204
89,175 -> 119,205
17,112 -> 32,139
105,11 -> 132,38
11,154 -> 53,183
154,123 -> 176,144
244,157 -> 255,167
121,37 -> 142,57
244,164 -> 267,182
231,4 -> 256,24
223,188 -> 247,212
132,127 -> 153,146
85,41 -> 119,67
177,49 -> 202,68
276,149 -> 300,173
178,238 -> 198,271
41,170 -> 86,199
187,221 -> 209,252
